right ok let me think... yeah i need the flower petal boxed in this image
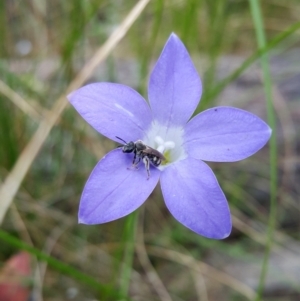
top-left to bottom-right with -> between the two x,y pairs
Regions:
160,157 -> 231,239
148,33 -> 202,126
78,149 -> 160,224
68,83 -> 153,143
184,107 -> 272,162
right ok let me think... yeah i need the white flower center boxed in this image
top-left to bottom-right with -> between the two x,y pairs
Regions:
143,121 -> 187,170
155,136 -> 175,154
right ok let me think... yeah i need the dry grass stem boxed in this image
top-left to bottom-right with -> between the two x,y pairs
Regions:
0,79 -> 45,121
190,269 -> 209,301
232,210 -> 300,257
147,246 -> 256,300
0,0 -> 151,224
136,209 -> 173,301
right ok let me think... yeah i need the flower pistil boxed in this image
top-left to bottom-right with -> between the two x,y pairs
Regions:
144,121 -> 187,168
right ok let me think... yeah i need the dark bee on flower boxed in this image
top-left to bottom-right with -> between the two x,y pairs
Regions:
116,136 -> 166,179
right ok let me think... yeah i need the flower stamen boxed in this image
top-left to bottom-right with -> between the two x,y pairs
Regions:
155,136 -> 175,154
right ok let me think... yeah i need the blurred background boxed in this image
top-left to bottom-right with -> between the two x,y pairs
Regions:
0,0 -> 299,300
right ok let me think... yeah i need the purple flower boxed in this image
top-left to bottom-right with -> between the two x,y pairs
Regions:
68,33 -> 271,239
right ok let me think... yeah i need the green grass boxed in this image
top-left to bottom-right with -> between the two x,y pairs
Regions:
249,0 -> 277,300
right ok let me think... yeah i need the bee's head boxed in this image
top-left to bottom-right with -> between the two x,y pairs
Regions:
122,141 -> 135,153
116,136 -> 135,153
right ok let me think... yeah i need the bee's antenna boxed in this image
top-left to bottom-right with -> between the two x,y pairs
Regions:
116,136 -> 127,144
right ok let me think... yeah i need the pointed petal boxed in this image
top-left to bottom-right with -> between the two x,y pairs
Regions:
184,107 -> 272,162
68,83 -> 153,143
79,149 -> 160,224
148,33 -> 202,126
160,158 -> 231,239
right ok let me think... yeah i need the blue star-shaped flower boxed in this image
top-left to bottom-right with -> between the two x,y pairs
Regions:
68,33 -> 271,239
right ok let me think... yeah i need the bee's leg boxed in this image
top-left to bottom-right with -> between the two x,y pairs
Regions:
132,157 -> 141,169
143,157 -> 150,180
132,151 -> 137,165
128,151 -> 140,171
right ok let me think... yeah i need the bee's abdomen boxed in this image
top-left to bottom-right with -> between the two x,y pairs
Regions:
149,155 -> 161,166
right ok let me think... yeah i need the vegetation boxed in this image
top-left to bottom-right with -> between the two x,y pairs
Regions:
0,0 -> 299,300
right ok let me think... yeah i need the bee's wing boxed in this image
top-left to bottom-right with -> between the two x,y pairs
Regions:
143,147 -> 166,160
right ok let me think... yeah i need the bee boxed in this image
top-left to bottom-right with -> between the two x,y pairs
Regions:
116,136 -> 165,179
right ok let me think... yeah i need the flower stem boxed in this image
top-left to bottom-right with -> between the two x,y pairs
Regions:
248,0 -> 278,300
119,211 -> 138,299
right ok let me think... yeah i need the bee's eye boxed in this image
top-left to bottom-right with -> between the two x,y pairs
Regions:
123,144 -> 134,153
